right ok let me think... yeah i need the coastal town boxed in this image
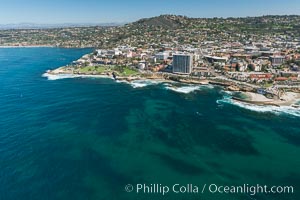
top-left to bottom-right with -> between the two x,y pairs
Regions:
43,16 -> 300,107
2,15 -> 300,106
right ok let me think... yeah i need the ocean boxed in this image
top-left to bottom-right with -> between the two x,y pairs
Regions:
0,47 -> 299,200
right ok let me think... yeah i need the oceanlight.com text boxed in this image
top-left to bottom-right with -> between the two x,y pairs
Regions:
208,184 -> 294,196
124,183 -> 294,196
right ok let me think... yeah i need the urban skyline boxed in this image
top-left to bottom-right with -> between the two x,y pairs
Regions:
0,0 -> 300,24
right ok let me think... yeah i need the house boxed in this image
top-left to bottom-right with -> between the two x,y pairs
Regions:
249,73 -> 273,80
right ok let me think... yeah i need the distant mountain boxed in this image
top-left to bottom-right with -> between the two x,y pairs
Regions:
0,22 -> 124,30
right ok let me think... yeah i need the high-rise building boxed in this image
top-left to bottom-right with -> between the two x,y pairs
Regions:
269,56 -> 285,66
172,54 -> 193,74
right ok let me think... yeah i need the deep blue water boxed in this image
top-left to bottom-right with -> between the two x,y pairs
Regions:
0,48 -> 299,200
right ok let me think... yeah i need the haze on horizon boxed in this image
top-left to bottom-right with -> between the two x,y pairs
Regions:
0,0 -> 299,24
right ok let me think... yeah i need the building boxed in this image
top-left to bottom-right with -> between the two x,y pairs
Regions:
173,54 -> 193,74
155,52 -> 169,61
269,56 -> 285,66
138,61 -> 147,70
107,49 -> 122,57
192,67 -> 214,77
244,46 -> 259,54
249,73 -> 273,80
204,55 -> 228,63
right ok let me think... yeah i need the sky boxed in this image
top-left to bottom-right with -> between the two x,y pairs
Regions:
0,0 -> 299,24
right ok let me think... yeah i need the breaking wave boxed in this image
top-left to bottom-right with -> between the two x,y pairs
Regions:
43,72 -> 216,94
165,85 -> 201,94
164,84 -> 214,94
128,80 -> 163,88
115,79 -> 165,88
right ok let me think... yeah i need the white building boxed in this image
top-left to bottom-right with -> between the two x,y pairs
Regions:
138,61 -> 147,70
155,52 -> 169,61
255,65 -> 262,72
107,49 -> 122,56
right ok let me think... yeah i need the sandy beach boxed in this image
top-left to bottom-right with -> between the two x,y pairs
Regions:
243,92 -> 300,106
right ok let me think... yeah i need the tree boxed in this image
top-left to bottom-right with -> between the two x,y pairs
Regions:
261,64 -> 268,72
248,64 -> 255,71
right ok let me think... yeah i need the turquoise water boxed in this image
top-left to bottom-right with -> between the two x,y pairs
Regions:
0,48 -> 299,200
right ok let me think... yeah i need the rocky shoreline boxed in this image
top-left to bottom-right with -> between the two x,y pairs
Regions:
46,67 -> 210,85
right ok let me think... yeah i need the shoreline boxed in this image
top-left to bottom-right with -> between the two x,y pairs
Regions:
0,45 -> 94,49
43,71 -> 176,84
43,70 -> 300,108
0,45 -> 56,48
45,67 -> 210,85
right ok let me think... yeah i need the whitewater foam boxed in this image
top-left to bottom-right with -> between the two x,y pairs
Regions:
164,84 -> 214,94
165,85 -> 201,94
42,73 -> 112,81
217,97 -> 300,117
117,79 -> 164,88
43,73 -> 77,80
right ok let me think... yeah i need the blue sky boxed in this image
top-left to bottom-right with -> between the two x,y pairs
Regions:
0,0 -> 299,24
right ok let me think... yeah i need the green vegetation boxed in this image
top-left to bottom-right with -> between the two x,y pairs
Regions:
76,65 -> 139,77
78,66 -> 107,73
122,67 -> 139,76
114,65 -> 139,76
261,83 -> 274,88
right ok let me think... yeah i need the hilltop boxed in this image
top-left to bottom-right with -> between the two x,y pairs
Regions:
102,14 -> 300,48
132,15 -> 189,28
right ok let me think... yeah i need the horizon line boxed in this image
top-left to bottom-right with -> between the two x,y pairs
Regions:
1,13 -> 300,26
